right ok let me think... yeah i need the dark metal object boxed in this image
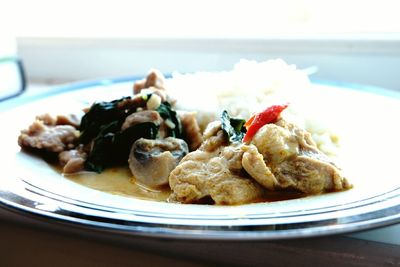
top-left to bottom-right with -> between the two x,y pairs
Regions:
0,56 -> 26,102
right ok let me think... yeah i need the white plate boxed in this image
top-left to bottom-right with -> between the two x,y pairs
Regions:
0,78 -> 399,240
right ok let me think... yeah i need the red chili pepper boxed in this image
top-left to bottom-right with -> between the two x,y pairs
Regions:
244,114 -> 255,128
243,103 -> 289,143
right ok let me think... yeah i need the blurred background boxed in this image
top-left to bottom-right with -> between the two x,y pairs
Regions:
1,0 -> 400,92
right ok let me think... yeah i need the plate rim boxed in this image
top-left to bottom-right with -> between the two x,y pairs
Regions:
1,76 -> 400,240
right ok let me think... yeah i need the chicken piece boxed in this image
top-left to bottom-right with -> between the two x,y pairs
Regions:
251,119 -> 351,194
241,145 -> 277,190
169,146 -> 265,205
199,121 -> 227,152
18,120 -> 79,153
251,122 -> 298,164
59,146 -> 87,174
273,155 -> 350,193
179,111 -> 203,151
203,120 -> 221,139
129,137 -> 188,187
219,144 -> 244,173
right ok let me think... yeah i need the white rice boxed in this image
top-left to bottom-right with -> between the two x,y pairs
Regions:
166,58 -> 340,157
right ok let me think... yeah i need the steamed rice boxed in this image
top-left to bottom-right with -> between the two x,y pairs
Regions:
166,58 -> 340,157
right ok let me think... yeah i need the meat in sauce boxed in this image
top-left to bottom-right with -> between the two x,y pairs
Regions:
17,68 -> 352,205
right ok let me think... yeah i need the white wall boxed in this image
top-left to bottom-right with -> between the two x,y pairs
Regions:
18,36 -> 400,91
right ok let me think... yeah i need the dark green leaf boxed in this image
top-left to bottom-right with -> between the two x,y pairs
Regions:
220,110 -> 246,143
79,96 -> 181,173
112,122 -> 159,162
84,121 -> 159,173
84,121 -> 120,172
79,97 -> 131,144
156,102 -> 183,138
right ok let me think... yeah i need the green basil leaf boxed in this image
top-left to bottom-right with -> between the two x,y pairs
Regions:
79,97 -> 131,144
156,102 -> 183,138
84,121 -> 120,173
220,110 -> 246,143
84,121 -> 159,173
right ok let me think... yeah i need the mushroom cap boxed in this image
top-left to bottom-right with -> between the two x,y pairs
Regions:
128,137 -> 188,187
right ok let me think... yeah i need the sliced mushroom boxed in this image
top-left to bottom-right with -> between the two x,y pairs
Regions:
128,137 -> 189,187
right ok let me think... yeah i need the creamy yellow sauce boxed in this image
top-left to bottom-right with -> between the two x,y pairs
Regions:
64,166 -> 171,201
62,165 -> 306,203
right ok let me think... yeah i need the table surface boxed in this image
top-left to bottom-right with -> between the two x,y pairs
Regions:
1,207 -> 400,267
1,83 -> 400,266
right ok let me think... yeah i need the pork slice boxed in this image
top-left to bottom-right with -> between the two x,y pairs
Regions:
59,147 -> 87,174
133,69 -> 166,94
18,120 -> 79,153
36,113 -> 80,128
179,112 -> 203,151
121,110 -> 162,131
55,114 -> 81,128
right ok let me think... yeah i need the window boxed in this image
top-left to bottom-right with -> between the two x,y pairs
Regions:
2,0 -> 400,90
3,0 -> 400,38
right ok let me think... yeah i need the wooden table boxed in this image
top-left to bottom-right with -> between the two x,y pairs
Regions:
1,208 -> 399,267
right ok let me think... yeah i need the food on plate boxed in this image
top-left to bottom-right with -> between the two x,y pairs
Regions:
129,137 -> 188,187
17,59 -> 352,205
169,107 -> 350,205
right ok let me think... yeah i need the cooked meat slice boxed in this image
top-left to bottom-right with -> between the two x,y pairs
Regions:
18,120 -> 79,153
219,144 -> 244,173
203,120 -> 221,139
201,130 -> 226,153
59,147 -> 87,174
251,122 -> 298,164
199,121 -> 227,152
36,113 -> 57,126
115,95 -> 147,111
179,112 -> 203,151
55,114 -> 81,128
251,119 -> 351,194
134,69 -> 166,94
122,110 -> 170,138
241,145 -> 277,190
36,113 -> 80,128
139,87 -> 168,103
273,155 -> 348,194
133,70 -> 168,102
129,137 -> 188,187
144,70 -> 165,89
276,119 -> 319,153
133,78 -> 148,94
169,147 -> 264,205
121,110 -> 163,131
